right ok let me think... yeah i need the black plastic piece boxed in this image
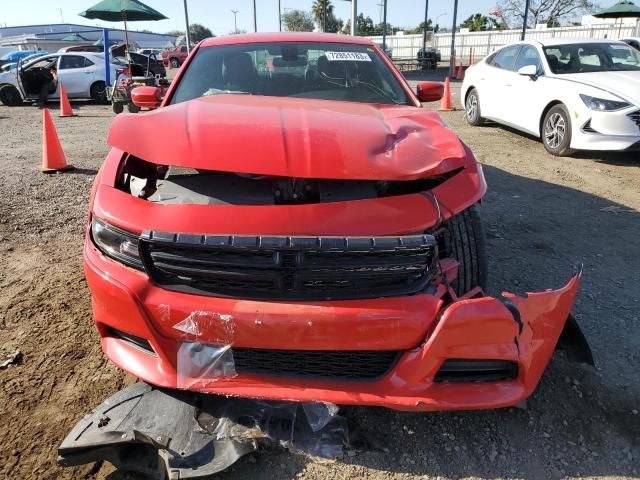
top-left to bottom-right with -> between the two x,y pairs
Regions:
233,348 -> 400,381
138,233 -> 438,301
556,314 -> 595,366
58,382 -> 348,479
434,359 -> 519,383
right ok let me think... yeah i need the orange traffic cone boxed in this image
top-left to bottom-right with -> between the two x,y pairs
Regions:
41,109 -> 74,173
58,84 -> 76,117
438,77 -> 455,111
456,60 -> 464,80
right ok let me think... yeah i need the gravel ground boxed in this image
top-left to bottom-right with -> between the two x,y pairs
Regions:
0,73 -> 639,480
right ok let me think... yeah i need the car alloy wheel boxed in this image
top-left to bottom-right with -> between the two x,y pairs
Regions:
541,104 -> 575,156
465,89 -> 483,126
171,58 -> 179,68
466,94 -> 478,122
544,112 -> 565,149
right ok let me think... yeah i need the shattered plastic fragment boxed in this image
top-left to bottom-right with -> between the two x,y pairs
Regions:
194,395 -> 347,459
302,402 -> 340,432
173,310 -> 235,343
176,342 -> 237,388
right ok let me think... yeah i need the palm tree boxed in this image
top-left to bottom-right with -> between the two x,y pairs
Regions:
312,0 -> 334,31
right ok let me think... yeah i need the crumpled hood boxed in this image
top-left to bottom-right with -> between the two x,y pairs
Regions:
559,71 -> 640,106
107,95 -> 467,180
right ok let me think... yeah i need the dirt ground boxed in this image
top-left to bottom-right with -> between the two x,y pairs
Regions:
0,73 -> 639,480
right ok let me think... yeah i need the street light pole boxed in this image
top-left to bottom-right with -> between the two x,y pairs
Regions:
422,0 -> 429,57
231,10 -> 239,33
382,0 -> 388,50
351,0 -> 357,35
521,0 -> 531,40
450,0 -> 458,77
253,0 -> 257,32
278,0 -> 282,31
183,0 -> 191,52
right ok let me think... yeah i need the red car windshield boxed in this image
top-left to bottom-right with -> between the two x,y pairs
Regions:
170,42 -> 411,106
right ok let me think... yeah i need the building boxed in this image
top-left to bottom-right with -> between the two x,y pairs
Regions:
0,23 -> 177,52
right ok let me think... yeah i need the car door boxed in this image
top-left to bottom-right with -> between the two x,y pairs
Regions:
479,45 -> 522,120
500,44 -> 547,134
57,55 -> 92,97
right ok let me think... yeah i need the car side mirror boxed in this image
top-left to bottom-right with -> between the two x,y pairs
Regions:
131,86 -> 162,109
518,64 -> 538,77
416,81 -> 444,102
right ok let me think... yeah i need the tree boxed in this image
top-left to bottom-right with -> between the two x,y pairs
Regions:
496,0 -> 597,28
325,13 -> 344,33
165,29 -> 184,37
342,13 -> 376,35
311,0 -> 334,31
189,23 -> 213,42
283,10 -> 315,32
460,13 -> 499,31
410,19 -> 440,34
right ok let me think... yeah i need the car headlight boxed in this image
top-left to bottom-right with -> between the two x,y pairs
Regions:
91,217 -> 143,269
579,94 -> 630,111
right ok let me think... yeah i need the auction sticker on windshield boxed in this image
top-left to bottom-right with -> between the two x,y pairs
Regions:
325,51 -> 372,62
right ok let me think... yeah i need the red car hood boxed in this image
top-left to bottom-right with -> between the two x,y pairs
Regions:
107,95 -> 467,180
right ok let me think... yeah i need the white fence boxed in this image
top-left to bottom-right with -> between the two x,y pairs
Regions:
369,21 -> 640,61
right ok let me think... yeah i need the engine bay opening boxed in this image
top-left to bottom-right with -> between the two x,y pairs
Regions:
115,155 -> 461,206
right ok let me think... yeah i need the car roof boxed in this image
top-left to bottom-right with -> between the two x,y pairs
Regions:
200,32 -> 375,48
530,38 -> 628,47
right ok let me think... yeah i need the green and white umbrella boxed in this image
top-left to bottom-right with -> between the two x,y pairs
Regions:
79,0 -> 167,62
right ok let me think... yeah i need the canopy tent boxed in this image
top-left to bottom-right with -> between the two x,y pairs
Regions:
79,0 -> 167,83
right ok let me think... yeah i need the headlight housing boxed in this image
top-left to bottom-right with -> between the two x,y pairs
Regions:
91,217 -> 143,269
579,94 -> 630,112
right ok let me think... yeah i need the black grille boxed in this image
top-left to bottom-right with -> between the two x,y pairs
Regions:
629,110 -> 640,129
232,348 -> 400,380
581,119 -> 598,134
139,233 -> 437,300
434,359 -> 518,383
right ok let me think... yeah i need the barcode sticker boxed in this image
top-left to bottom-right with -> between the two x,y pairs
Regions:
325,51 -> 372,62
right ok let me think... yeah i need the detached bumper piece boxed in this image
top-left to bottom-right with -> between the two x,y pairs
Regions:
58,382 -> 347,480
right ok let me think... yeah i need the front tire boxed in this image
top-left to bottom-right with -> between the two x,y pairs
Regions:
542,104 -> 575,156
0,85 -> 22,106
465,88 -> 484,126
127,102 -> 140,113
112,101 -> 124,114
436,205 -> 488,296
90,81 -> 108,104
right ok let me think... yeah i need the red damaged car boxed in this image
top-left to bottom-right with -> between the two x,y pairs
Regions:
82,34 -> 592,418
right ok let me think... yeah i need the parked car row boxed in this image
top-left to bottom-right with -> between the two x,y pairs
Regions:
462,38 -> 640,155
0,52 -> 119,106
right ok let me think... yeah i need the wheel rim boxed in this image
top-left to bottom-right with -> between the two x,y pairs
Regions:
171,59 -> 179,67
544,112 -> 566,149
466,94 -> 478,122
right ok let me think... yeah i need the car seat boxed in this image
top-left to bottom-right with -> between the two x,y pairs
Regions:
222,52 -> 257,92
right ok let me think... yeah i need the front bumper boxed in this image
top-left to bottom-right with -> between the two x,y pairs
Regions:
571,107 -> 640,151
85,234 -> 582,412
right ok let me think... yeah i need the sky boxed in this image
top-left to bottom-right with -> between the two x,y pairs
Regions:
0,0 -> 621,35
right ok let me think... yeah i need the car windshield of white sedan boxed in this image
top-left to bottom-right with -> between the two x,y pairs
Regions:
543,43 -> 640,73
170,42 -> 410,105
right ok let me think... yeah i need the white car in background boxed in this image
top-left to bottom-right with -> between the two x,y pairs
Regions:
461,39 -> 640,155
0,52 -> 118,106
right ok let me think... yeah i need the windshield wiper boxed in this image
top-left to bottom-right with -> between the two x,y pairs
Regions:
354,80 -> 404,104
203,88 -> 251,96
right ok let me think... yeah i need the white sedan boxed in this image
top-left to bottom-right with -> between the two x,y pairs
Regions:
0,52 -> 118,106
461,39 -> 640,155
